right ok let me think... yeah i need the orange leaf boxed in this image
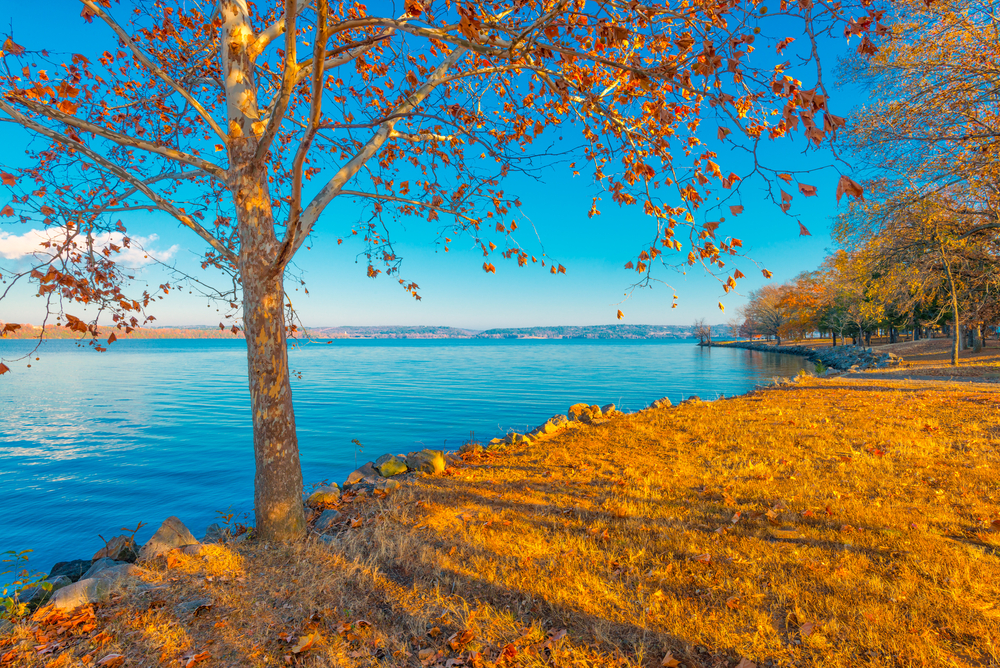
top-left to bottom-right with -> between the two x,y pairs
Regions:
762,269 -> 773,279
662,652 -> 681,667
290,633 -> 318,654
96,656 -> 124,668
777,173 -> 793,182
729,205 -> 743,215
1,172 -> 16,186
0,205 -> 13,216
616,309 -> 624,320
56,100 -> 79,115
798,222 -> 811,236
835,174 -> 864,203
798,183 -> 817,197
0,363 -> 9,375
184,652 -> 211,668
2,37 -> 25,56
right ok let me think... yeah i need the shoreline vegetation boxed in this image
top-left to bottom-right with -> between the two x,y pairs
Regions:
3,348 -> 1000,667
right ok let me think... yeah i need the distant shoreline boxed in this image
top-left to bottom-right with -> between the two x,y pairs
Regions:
1,323 -> 714,341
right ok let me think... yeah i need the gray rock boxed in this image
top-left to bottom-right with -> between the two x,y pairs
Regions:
19,575 -> 72,608
49,578 -> 112,611
374,453 -> 395,467
650,397 -> 672,409
174,597 -> 212,615
139,517 -> 199,561
232,531 -> 251,544
376,478 -> 402,494
314,509 -> 341,533
93,563 -> 147,582
375,455 -> 408,477
82,557 -> 126,580
404,449 -> 446,474
203,523 -> 230,544
92,535 -> 138,563
306,485 -> 341,507
317,534 -> 338,546
600,403 -> 616,415
49,559 -> 92,583
345,462 -> 378,485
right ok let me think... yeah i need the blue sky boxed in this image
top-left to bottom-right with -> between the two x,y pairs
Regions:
0,1 -> 858,330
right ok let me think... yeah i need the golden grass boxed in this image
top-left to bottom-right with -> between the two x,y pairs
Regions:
3,377 -> 1000,668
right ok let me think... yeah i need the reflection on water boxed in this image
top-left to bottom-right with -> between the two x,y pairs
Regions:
0,338 -> 809,577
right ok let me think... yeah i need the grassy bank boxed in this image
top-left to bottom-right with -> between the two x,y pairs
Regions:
3,376 -> 1000,667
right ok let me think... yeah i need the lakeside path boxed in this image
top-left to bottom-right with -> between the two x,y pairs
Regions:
4,376 -> 1000,667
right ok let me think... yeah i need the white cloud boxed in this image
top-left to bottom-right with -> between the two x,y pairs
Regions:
0,227 -> 178,266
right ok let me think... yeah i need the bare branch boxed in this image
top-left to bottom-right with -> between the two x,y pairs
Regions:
339,190 -> 481,225
249,0 -> 308,59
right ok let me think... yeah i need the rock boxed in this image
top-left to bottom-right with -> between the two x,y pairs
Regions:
650,397 -> 672,409
232,532 -> 251,545
139,517 -> 199,561
306,485 -> 342,507
171,544 -> 207,557
93,563 -> 147,582
92,535 -> 139,563
458,442 -> 483,454
600,403 -> 616,415
314,509 -> 341,533
203,523 -> 230,544
445,453 -> 462,466
405,449 -> 446,475
567,403 -> 592,422
345,462 -> 379,486
589,404 -> 602,417
376,455 -> 408,477
174,598 -> 212,615
374,453 -> 394,467
49,560 -> 92,583
19,575 -> 72,608
376,478 -> 402,494
317,534 -> 338,546
686,395 -> 702,403
82,557 -> 126,580
49,578 -> 112,611
486,439 -> 506,452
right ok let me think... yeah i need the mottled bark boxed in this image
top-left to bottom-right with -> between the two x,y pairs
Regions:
231,143 -> 306,542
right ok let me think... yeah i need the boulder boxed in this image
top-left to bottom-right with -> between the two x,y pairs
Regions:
93,563 -> 147,582
19,575 -> 72,608
589,404 -> 603,417
306,485 -> 341,507
600,403 -> 616,415
82,558 -> 126,580
49,559 -> 92,583
376,478 -> 402,494
92,535 -> 138,563
548,415 -> 569,428
567,403 -> 592,422
314,509 -> 341,533
203,523 -> 230,544
487,438 -> 506,452
376,455 -> 408,477
650,397 -> 672,409
405,449 -> 446,474
345,462 -> 379,486
139,517 -> 199,561
171,544 -> 207,557
458,441 -> 484,455
48,578 -> 112,611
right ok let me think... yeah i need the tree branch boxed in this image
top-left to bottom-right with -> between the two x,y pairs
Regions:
0,98 -> 238,265
253,0 -> 300,165
285,47 -> 468,259
249,0 -> 308,59
11,97 -> 226,178
79,0 -> 229,145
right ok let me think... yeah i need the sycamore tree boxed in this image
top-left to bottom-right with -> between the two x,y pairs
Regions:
0,0 -> 877,541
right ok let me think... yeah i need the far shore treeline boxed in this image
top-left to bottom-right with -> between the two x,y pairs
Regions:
0,323 -> 714,341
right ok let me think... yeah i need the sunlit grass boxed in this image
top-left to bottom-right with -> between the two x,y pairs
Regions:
3,377 -> 999,667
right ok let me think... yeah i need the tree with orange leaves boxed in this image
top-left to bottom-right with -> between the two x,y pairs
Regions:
0,0 -> 877,540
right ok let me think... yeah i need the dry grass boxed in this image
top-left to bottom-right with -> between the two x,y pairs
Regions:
3,378 -> 1000,668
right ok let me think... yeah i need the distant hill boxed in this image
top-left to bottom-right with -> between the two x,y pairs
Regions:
1,322 -> 730,341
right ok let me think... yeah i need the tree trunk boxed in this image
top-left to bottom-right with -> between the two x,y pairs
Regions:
941,247 -> 960,367
832,332 -> 837,347
973,324 -> 983,353
233,150 -> 306,543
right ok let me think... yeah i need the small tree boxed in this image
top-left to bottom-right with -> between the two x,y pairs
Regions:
692,318 -> 712,346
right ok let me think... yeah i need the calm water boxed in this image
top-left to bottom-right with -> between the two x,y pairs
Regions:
0,338 -> 808,577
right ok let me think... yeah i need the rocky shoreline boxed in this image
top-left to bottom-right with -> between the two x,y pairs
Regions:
712,340 -> 903,371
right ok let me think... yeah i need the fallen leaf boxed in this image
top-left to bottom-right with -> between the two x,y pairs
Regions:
662,652 -> 681,667
184,651 -> 211,668
726,595 -> 741,610
96,656 -> 123,668
428,626 -> 442,638
691,553 -> 711,563
290,633 -> 318,654
735,659 -> 757,668
350,517 -> 363,528
800,621 -> 816,638
447,629 -> 474,650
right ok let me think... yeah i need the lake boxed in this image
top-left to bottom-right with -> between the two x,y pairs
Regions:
0,338 -> 809,578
